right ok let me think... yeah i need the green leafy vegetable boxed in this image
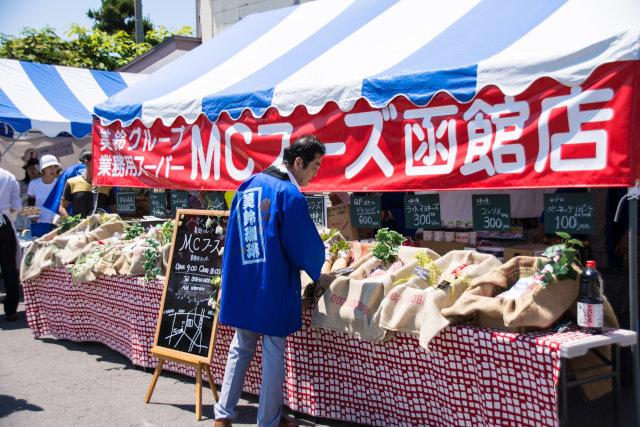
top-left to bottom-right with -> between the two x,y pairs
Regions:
143,238 -> 161,283
535,232 -> 583,287
58,214 -> 82,234
372,228 -> 406,269
123,221 -> 145,240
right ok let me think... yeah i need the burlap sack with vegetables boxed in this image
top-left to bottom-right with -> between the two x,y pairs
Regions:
20,214 -> 124,281
379,251 -> 502,351
301,252 -> 376,310
311,257 -> 418,342
441,256 -> 580,331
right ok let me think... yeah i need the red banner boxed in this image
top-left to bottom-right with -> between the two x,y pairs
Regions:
93,61 -> 640,191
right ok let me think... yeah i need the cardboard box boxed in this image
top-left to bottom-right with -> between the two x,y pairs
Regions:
418,240 -> 468,256
503,244 -> 548,262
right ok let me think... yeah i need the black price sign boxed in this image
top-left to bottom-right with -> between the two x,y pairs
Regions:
472,194 -> 511,232
170,191 -> 190,216
116,191 -> 136,216
350,195 -> 381,228
543,193 -> 594,234
155,209 -> 227,361
305,195 -> 326,227
149,191 -> 167,217
404,194 -> 441,229
202,192 -> 227,210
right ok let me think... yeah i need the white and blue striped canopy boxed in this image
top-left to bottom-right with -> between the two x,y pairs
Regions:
95,0 -> 640,127
0,58 -> 147,138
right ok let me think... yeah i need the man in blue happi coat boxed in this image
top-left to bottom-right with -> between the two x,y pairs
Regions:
214,135 -> 326,427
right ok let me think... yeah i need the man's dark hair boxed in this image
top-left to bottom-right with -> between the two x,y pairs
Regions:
79,149 -> 92,162
283,134 -> 325,168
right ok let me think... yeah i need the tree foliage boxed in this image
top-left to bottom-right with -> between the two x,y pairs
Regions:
87,0 -> 153,38
0,25 -> 194,71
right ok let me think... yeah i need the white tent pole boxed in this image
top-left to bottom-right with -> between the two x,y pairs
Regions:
628,188 -> 639,425
1,132 -> 25,157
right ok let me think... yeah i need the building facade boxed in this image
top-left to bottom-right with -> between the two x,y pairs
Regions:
197,0 -> 314,41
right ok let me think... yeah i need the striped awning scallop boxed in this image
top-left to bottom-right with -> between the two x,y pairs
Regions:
0,58 -> 147,138
94,0 -> 640,127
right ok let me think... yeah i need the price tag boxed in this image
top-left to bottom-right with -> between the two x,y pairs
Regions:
412,265 -> 430,281
543,193 -> 594,234
404,194 -> 441,229
170,191 -> 190,216
472,194 -> 511,232
149,191 -> 167,217
202,192 -> 227,210
305,195 -> 326,227
116,191 -> 136,216
350,195 -> 381,228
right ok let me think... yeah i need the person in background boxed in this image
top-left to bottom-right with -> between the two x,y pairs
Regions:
15,157 -> 41,232
0,153 -> 23,321
43,150 -> 89,220
381,191 -> 417,237
27,155 -> 60,229
214,135 -> 326,427
59,149 -> 116,218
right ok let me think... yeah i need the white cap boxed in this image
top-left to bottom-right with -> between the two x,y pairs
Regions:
39,154 -> 60,171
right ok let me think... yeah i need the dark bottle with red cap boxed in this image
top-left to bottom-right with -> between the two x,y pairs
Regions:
577,260 -> 604,334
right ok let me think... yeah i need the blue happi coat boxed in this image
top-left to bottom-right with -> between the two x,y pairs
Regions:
219,167 -> 324,337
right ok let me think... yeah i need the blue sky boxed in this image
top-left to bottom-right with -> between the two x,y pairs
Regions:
0,0 -> 197,39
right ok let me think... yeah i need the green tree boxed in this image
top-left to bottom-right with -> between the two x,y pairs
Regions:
87,0 -> 153,39
0,25 -> 194,71
0,27 -> 75,66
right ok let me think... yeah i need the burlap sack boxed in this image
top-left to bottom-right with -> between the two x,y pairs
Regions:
311,258 -> 418,342
68,241 -> 111,283
441,256 -> 580,331
302,252 -> 377,310
379,251 -> 502,351
20,214 -> 124,281
52,221 -> 126,266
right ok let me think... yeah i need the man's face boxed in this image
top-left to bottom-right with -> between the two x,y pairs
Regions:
292,153 -> 323,187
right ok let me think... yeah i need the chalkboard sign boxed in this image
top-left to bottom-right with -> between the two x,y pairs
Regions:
202,192 -> 227,210
170,190 -> 190,216
305,195 -> 326,227
153,209 -> 228,363
544,193 -> 594,234
149,191 -> 167,217
116,191 -> 136,216
472,194 -> 511,232
350,195 -> 381,228
404,194 -> 441,229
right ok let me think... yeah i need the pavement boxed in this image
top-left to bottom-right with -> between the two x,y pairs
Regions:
0,299 -> 363,427
0,300 -> 638,427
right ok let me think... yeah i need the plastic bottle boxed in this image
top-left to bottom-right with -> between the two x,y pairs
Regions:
577,260 -> 604,334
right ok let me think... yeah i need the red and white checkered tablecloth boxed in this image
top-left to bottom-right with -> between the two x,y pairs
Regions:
24,267 -> 606,427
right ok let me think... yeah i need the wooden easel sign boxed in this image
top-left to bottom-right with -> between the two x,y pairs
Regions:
145,209 -> 228,420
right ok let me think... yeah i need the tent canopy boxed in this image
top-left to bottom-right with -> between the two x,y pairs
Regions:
95,0 -> 640,127
91,0 -> 640,192
0,58 -> 146,139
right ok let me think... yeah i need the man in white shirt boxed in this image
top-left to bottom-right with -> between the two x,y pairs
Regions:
27,155 -> 60,228
0,155 -> 23,321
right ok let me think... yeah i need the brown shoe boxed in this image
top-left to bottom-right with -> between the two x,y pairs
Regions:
279,415 -> 299,427
214,419 -> 232,427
